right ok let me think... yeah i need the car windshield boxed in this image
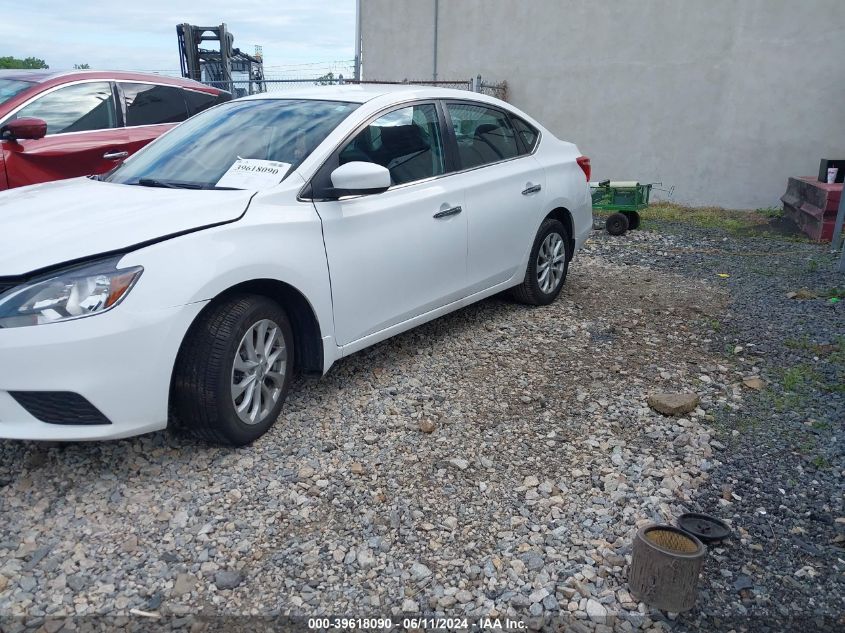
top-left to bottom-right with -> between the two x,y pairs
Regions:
0,79 -> 35,107
106,98 -> 359,190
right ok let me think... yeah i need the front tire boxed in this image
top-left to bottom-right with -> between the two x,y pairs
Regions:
171,295 -> 294,446
510,218 -> 571,306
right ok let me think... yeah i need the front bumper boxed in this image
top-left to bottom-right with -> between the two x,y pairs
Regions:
0,301 -> 207,440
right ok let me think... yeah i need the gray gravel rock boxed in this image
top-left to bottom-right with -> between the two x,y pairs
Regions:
213,570 -> 243,590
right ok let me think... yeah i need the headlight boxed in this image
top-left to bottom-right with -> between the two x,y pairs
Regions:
0,257 -> 142,329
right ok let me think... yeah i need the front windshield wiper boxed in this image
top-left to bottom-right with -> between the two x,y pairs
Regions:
136,178 -> 203,189
136,178 -> 240,191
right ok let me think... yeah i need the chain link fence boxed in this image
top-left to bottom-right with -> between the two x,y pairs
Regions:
203,75 -> 508,101
351,77 -> 509,101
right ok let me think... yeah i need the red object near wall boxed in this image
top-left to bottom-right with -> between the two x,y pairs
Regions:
781,177 -> 843,242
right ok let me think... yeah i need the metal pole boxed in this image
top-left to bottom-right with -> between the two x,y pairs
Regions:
433,0 -> 439,81
354,0 -> 362,81
839,232 -> 845,273
832,182 -> 845,253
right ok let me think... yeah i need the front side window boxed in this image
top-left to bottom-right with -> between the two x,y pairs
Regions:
106,99 -> 358,189
120,83 -> 188,126
339,103 -> 445,185
15,82 -> 116,135
446,102 -> 519,169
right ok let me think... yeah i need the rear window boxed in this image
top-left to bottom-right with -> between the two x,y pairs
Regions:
183,88 -> 230,116
120,83 -> 188,126
0,79 -> 34,107
511,116 -> 539,153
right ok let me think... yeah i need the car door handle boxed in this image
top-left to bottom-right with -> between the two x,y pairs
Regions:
522,184 -> 542,195
433,205 -> 462,219
103,151 -> 129,160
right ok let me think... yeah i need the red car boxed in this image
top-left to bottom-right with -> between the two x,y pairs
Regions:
0,70 -> 230,190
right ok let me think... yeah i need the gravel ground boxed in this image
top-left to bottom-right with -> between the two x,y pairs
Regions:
586,218 -> 844,631
0,217 -> 842,632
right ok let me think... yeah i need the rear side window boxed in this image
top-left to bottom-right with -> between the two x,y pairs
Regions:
511,116 -> 539,153
120,83 -> 188,126
15,82 -> 117,135
446,102 -> 519,169
338,103 -> 446,185
183,89 -> 228,116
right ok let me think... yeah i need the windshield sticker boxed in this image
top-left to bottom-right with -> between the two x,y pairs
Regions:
216,158 -> 291,190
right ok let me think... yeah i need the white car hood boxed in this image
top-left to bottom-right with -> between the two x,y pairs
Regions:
0,178 -> 254,276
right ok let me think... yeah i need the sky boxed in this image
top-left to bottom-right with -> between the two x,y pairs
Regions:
1,0 -> 356,76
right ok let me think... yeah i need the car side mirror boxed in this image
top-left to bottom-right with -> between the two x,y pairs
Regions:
325,161 -> 391,198
0,117 -> 47,141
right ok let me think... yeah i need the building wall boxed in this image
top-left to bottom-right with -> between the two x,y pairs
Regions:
360,0 -> 845,209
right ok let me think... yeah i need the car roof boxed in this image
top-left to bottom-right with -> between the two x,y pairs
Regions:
0,69 -> 224,93
239,83 -> 501,106
237,83 -> 548,137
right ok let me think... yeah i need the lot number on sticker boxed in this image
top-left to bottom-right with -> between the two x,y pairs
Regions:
216,159 -> 291,190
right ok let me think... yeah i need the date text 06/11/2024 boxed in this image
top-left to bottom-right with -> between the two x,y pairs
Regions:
306,617 -> 528,630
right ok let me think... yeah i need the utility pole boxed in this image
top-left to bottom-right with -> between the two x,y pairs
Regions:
354,0 -> 362,81
433,0 -> 439,81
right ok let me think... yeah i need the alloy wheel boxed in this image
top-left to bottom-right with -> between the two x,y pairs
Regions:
230,319 -> 287,425
536,232 -> 566,294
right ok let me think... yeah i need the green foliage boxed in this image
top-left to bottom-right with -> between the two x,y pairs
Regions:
643,203 -> 756,233
638,203 -> 810,241
0,56 -> 48,69
781,365 -> 818,392
73,63 -> 90,69
315,72 -> 336,86
757,206 -> 783,219
811,455 -> 831,469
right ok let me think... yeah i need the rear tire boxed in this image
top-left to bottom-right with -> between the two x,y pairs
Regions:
606,213 -> 629,236
171,294 -> 294,446
510,218 -> 571,306
626,211 -> 641,230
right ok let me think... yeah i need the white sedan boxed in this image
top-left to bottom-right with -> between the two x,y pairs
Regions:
0,85 -> 592,445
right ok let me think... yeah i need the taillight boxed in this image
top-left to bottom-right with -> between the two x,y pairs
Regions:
576,156 -> 591,181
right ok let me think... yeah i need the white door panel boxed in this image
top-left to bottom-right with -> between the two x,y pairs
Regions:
314,181 -> 466,346
461,156 -> 547,293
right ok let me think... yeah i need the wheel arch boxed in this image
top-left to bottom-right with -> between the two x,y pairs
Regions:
543,206 -> 575,259
177,279 -> 325,377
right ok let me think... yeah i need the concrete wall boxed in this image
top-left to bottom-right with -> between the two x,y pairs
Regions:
360,0 -> 845,209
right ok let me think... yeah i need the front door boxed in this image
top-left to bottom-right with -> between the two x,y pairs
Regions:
312,102 -> 467,347
3,81 -> 124,188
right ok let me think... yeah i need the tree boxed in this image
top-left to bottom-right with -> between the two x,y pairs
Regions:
0,56 -> 49,69
73,63 -> 90,69
315,72 -> 335,86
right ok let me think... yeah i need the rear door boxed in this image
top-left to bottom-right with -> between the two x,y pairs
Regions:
117,82 -> 191,156
311,101 -> 467,347
3,81 -> 122,188
443,101 -> 547,294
